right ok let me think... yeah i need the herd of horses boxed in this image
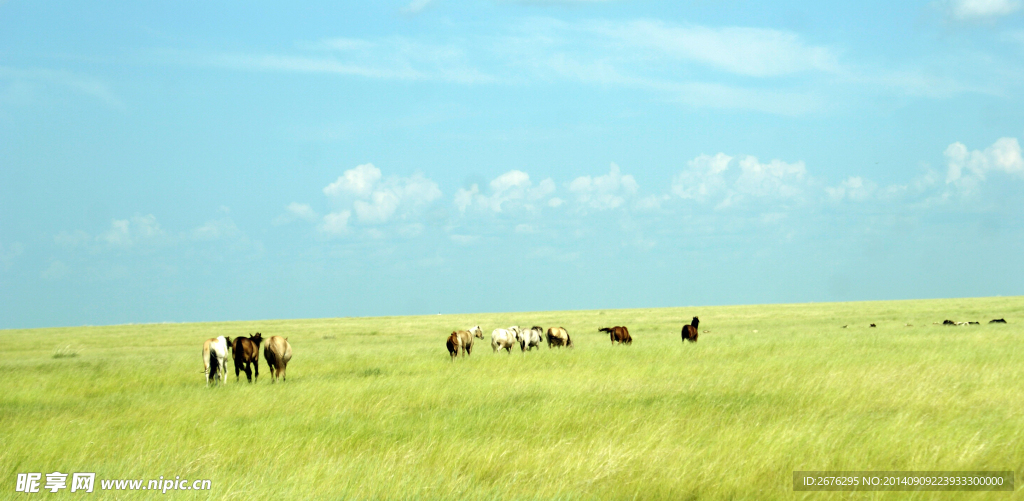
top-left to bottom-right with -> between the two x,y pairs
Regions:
445,317 -> 701,360
202,333 -> 293,386
201,317 -> 703,383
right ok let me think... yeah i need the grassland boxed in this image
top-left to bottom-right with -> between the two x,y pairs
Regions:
1,296 -> 1022,500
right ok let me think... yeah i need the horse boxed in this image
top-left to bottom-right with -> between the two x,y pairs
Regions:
454,325 -> 484,357
600,326 -> 631,345
263,335 -> 292,382
546,327 -> 573,348
491,326 -> 520,353
519,326 -> 544,351
446,332 -> 460,361
232,333 -> 263,383
204,336 -> 231,386
681,316 -> 699,343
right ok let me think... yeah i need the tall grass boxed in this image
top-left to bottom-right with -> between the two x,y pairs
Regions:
1,297 -> 1022,499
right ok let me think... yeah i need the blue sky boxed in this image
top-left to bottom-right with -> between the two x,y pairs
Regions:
2,0 -> 1023,328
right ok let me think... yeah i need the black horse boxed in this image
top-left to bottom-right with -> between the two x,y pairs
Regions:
681,316 -> 699,343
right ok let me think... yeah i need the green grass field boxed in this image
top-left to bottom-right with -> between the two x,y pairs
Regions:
2,296 -> 1022,500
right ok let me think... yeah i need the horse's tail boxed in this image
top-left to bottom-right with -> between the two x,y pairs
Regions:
208,350 -> 219,383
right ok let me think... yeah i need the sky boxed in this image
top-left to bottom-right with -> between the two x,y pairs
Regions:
1,0 -> 1023,329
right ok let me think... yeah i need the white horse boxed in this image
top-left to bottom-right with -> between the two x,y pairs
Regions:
203,336 -> 231,386
491,326 -> 520,353
455,325 -> 484,357
519,326 -> 544,351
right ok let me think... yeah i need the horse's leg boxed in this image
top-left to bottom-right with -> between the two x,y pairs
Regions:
254,357 -> 259,383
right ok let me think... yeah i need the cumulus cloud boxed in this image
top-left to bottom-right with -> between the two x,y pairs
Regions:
191,218 -> 242,241
322,163 -> 442,227
319,210 -> 352,235
100,214 -> 166,247
273,202 -> 319,225
825,176 -> 878,202
568,163 -> 639,211
944,136 -> 1024,193
734,155 -> 808,199
671,153 -> 732,202
948,0 -> 1021,20
455,170 -> 557,213
670,153 -> 809,208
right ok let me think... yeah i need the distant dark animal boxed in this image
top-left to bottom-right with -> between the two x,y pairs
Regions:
446,332 -> 460,361
232,333 -> 263,383
943,320 -> 956,325
681,316 -> 699,343
263,335 -> 292,382
869,323 -> 876,328
519,326 -> 544,351
600,326 -> 632,345
546,327 -> 573,348
841,325 -> 848,328
203,336 -> 231,386
453,325 -> 484,357
968,321 -> 980,325
990,318 -> 1007,324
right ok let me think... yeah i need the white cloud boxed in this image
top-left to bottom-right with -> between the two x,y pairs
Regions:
274,202 -> 319,225
734,156 -> 808,199
322,163 -> 442,227
455,170 -> 557,213
402,0 -> 433,14
593,20 -> 840,77
825,176 -> 878,202
948,0 -> 1021,20
100,214 -> 165,247
944,136 -> 1024,193
671,153 -> 732,202
319,210 -> 352,235
191,218 -> 241,241
670,153 -> 810,208
568,163 -> 638,211
324,163 -> 382,198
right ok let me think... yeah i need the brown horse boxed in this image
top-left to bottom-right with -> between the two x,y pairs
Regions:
546,327 -> 573,348
453,325 -> 484,357
600,326 -> 631,345
446,332 -> 460,360
681,316 -> 699,343
263,335 -> 292,382
232,332 -> 263,383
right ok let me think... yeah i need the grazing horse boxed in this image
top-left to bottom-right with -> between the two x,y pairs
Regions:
681,316 -> 699,343
600,326 -> 631,345
990,318 -> 1007,324
454,325 -> 484,357
446,332 -> 460,360
204,336 -> 231,386
263,335 -> 292,382
519,326 -> 544,351
491,326 -> 520,353
546,327 -> 573,348
232,333 -> 263,383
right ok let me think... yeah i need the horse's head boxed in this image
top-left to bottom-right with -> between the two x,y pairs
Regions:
471,326 -> 483,339
251,332 -> 264,346
692,316 -> 699,326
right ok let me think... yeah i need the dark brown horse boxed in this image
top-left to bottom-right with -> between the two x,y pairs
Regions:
232,332 -> 263,383
600,326 -> 631,345
681,316 -> 699,343
446,332 -> 460,361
